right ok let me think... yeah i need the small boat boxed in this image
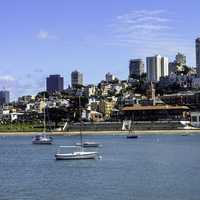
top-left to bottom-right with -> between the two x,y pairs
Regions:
181,133 -> 190,136
126,135 -> 138,139
32,94 -> 53,145
55,146 -> 98,160
32,134 -> 53,144
126,115 -> 138,139
75,141 -> 101,148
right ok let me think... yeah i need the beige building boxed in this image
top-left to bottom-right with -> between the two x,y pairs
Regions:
99,99 -> 116,119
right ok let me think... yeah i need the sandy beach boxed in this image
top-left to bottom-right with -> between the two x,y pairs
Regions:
0,129 -> 200,136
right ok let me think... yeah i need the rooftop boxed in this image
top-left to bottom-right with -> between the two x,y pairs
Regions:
122,105 -> 189,111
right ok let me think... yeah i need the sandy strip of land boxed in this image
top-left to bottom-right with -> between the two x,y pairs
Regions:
0,129 -> 200,136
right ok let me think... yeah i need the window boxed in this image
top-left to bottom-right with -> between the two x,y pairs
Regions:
192,116 -> 197,122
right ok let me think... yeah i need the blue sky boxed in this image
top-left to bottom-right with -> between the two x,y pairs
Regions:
0,0 -> 199,100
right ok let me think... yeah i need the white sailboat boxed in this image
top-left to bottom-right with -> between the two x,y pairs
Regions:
126,113 -> 138,139
32,94 -> 53,145
55,96 -> 99,160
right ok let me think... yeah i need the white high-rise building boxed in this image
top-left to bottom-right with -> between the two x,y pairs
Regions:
161,57 -> 169,77
146,55 -> 168,82
146,55 -> 161,81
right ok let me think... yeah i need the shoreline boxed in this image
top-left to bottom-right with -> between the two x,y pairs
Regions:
0,129 -> 200,136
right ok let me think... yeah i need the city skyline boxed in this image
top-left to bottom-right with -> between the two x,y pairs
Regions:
0,0 -> 200,100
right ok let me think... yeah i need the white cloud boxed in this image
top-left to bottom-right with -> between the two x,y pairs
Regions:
106,9 -> 195,65
36,29 -> 58,40
0,75 -> 15,81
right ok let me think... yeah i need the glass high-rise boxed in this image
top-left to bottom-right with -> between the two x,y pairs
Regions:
196,38 -> 200,77
46,75 -> 64,93
0,90 -> 10,105
71,70 -> 83,88
129,59 -> 144,79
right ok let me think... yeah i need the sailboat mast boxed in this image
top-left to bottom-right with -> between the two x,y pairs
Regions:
43,93 -> 46,133
79,96 -> 83,151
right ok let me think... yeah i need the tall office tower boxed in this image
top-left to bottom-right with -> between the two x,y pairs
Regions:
168,61 -> 177,74
161,57 -> 169,77
196,38 -> 200,77
71,70 -> 83,88
175,52 -> 186,65
146,55 -> 161,81
129,59 -> 144,79
46,75 -> 64,93
0,90 -> 10,105
105,72 -> 115,83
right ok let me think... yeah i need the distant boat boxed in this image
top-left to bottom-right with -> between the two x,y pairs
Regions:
126,115 -> 138,139
55,146 -> 98,160
181,134 -> 189,136
127,135 -> 138,139
32,134 -> 53,144
32,94 -> 53,145
75,141 -> 101,148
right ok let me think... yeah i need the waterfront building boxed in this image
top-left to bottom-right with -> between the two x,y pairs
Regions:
122,104 -> 189,121
0,90 -> 10,105
129,59 -> 144,79
175,52 -> 186,65
46,75 -> 64,93
192,77 -> 200,89
196,38 -> 200,77
71,70 -> 83,88
160,91 -> 200,107
190,112 -> 200,127
99,99 -> 116,119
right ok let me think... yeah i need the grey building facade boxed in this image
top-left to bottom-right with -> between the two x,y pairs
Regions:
46,75 -> 64,93
71,70 -> 83,87
129,59 -> 144,79
0,90 -> 10,105
196,38 -> 200,77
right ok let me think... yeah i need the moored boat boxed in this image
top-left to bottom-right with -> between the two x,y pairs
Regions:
55,146 -> 98,160
32,134 -> 53,144
75,141 -> 101,148
32,94 -> 53,145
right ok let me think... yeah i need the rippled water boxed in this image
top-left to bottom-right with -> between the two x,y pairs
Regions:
0,134 -> 200,200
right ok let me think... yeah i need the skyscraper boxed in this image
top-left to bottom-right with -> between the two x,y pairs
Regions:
196,38 -> 200,77
0,90 -> 10,105
146,55 -> 161,82
129,59 -> 144,79
146,55 -> 168,82
46,75 -> 64,93
71,70 -> 83,88
161,57 -> 169,77
105,72 -> 115,83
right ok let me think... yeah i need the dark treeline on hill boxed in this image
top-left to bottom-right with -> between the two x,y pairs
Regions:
46,96 -> 88,127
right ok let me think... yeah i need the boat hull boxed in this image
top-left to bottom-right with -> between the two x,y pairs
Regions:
76,142 -> 100,148
55,152 -> 97,160
32,135 -> 53,145
32,140 -> 53,144
126,135 -> 138,139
